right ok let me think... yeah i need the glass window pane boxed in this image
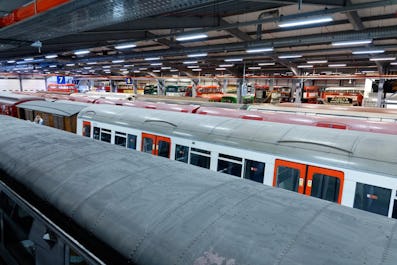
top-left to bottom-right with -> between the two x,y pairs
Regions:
69,248 -> 88,265
392,200 -> 397,219
158,140 -> 170,158
100,132 -> 111,143
311,174 -> 340,203
93,127 -> 100,140
83,123 -> 90,137
191,147 -> 210,155
143,138 -> 153,153
217,159 -> 242,177
219,153 -> 242,162
353,183 -> 391,216
244,160 -> 265,183
115,135 -> 126,147
276,166 -> 300,192
127,134 -> 137,149
190,153 -> 211,169
175,144 -> 189,163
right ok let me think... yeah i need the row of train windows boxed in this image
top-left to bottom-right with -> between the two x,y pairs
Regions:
91,127 -> 137,149
0,192 -> 89,265
175,144 -> 265,183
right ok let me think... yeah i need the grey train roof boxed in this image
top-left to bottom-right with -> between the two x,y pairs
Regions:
79,104 -> 397,178
17,100 -> 89,117
0,116 -> 396,265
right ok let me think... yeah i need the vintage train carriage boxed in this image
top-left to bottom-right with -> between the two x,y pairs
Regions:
77,104 -> 397,218
17,100 -> 90,133
0,92 -> 44,117
0,116 -> 396,265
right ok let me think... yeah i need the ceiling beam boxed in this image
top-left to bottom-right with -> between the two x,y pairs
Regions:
345,0 -> 365,31
220,19 -> 254,42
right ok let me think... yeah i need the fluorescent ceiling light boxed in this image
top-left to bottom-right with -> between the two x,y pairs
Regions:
225,58 -> 243,62
248,67 -> 261,70
183,61 -> 198,64
83,66 -> 92,70
307,60 -> 327,64
369,57 -> 396,61
219,64 -> 234,67
112,59 -> 125,64
161,66 -> 171,70
361,70 -> 377,73
192,68 -> 202,71
391,62 -> 397,65
188,53 -> 207,57
170,69 -> 179,72
124,64 -> 134,67
216,67 -> 226,70
145,57 -> 160,61
332,39 -> 372,46
102,65 -> 111,68
115,43 -> 136,49
279,16 -> 333,28
150,62 -> 162,66
258,62 -> 275,66
45,54 -> 58,59
152,70 -> 161,72
352,50 -> 384,54
86,61 -> 97,65
246,47 -> 273,53
49,65 -> 57,68
120,68 -> 127,71
24,57 -> 34,61
297,65 -> 313,68
139,67 -> 148,70
328,64 -> 346,67
187,65 -> 200,68
66,63 -> 75,67
133,70 -> 141,73
278,54 -> 302,59
74,50 -> 90,55
176,33 -> 207,41
7,60 -> 15,63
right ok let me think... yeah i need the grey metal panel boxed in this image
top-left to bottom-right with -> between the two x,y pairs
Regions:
17,100 -> 87,116
0,115 -> 396,265
78,104 -> 397,177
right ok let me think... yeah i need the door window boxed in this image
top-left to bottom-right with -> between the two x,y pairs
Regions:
276,166 -> 300,192
141,133 -> 171,157
310,174 -> 340,202
158,140 -> 170,158
142,137 -> 154,154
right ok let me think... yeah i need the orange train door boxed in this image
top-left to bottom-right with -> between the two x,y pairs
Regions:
273,159 -> 344,204
141,133 -> 171,158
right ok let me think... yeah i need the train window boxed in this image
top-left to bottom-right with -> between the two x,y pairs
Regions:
127,134 -> 137,150
244,160 -> 265,183
100,129 -> 111,143
115,135 -> 126,147
158,140 -> 170,158
25,109 -> 34,121
217,154 -> 242,177
392,200 -> 397,219
69,248 -> 88,265
93,127 -> 100,140
190,148 -> 211,169
53,115 -> 64,130
276,166 -> 300,192
0,192 -> 15,216
143,137 -> 154,154
353,183 -> 391,217
175,145 -> 189,163
82,122 -> 91,137
310,174 -> 340,203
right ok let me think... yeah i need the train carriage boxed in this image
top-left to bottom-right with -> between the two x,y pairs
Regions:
0,92 -> 44,117
77,104 -> 397,219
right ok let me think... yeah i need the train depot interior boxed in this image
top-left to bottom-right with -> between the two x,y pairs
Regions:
0,1 -> 397,265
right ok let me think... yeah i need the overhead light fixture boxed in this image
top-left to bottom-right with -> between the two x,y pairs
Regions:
119,68 -> 127,71
102,65 -> 111,68
176,33 -> 207,41
45,54 -> 58,59
258,62 -> 275,66
219,64 -> 234,67
66,63 -> 75,67
225,58 -> 243,62
297,65 -> 313,68
187,65 -> 200,69
369,57 -> 396,61
279,16 -> 333,28
188,53 -> 207,57
246,47 -> 273,53
216,67 -> 226,70
152,70 -> 161,73
145,57 -> 160,61
248,67 -> 261,70
24,57 -> 34,61
352,49 -> 384,54
183,61 -> 198,64
150,62 -> 162,66
86,61 -> 97,65
161,66 -> 171,70
361,70 -> 377,73
307,60 -> 328,64
170,69 -> 179,72
83,66 -> 92,70
7,60 -> 16,63
112,59 -> 125,64
49,65 -> 57,68
192,68 -> 202,71
115,43 -> 136,49
139,67 -> 148,70
133,70 -> 141,73
124,64 -> 134,67
74,50 -> 90,55
328,63 -> 346,67
391,62 -> 397,65
278,54 -> 302,59
332,39 -> 372,46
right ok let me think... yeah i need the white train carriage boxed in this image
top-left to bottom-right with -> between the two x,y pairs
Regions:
77,104 -> 397,218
